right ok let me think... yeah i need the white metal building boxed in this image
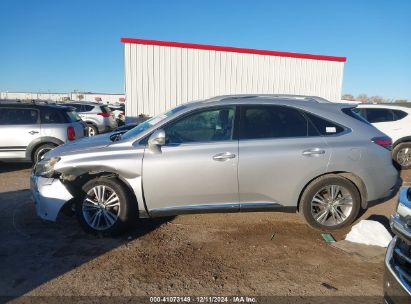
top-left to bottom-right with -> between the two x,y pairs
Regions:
122,38 -> 346,118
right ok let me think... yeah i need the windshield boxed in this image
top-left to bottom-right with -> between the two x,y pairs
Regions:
121,104 -> 187,140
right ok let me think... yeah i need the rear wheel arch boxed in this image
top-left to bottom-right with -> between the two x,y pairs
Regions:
297,172 -> 367,211
393,136 -> 411,147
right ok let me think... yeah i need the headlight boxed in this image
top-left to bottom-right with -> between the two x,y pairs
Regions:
34,157 -> 61,177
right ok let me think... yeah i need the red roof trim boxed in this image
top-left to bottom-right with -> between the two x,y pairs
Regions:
120,38 -> 346,62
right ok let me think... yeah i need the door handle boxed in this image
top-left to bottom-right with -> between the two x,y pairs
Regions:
302,148 -> 325,156
28,131 -> 39,135
212,152 -> 236,161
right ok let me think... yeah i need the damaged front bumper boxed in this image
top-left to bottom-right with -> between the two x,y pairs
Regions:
31,173 -> 73,221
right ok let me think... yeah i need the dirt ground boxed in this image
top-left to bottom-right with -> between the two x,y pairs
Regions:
0,162 -> 410,302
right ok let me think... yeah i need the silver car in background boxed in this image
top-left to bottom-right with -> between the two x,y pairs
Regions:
0,102 -> 86,163
31,95 -> 399,236
66,102 -> 117,136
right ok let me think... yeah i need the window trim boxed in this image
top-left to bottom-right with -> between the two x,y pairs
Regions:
238,104 -> 322,141
302,110 -> 350,138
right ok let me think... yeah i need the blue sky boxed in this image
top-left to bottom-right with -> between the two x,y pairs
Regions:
0,0 -> 410,100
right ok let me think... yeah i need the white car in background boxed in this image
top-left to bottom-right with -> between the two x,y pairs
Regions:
356,104 -> 411,169
109,104 -> 125,125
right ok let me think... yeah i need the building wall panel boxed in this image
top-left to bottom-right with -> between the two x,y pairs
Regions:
123,40 -> 345,117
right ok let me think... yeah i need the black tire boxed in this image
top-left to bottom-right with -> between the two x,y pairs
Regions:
33,143 -> 57,164
87,124 -> 98,136
76,177 -> 137,236
299,175 -> 361,231
392,143 -> 411,170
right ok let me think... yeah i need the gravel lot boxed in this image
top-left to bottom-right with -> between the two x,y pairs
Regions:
0,162 -> 410,302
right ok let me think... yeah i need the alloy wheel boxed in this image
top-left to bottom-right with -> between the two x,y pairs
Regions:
82,185 -> 121,231
311,185 -> 353,227
397,147 -> 411,167
88,126 -> 96,136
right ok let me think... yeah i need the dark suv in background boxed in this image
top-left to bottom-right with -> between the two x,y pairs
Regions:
0,101 -> 87,163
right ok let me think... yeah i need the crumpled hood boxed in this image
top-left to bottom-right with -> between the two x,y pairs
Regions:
46,133 -> 114,158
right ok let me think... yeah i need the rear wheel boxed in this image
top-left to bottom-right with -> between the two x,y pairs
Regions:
393,143 -> 411,169
76,177 -> 136,236
87,124 -> 98,136
299,175 -> 361,230
33,143 -> 56,164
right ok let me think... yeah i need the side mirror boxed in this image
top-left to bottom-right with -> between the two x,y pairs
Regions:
148,129 -> 166,150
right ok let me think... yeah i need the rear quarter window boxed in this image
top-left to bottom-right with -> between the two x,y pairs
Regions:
305,112 -> 345,136
392,109 -> 408,120
64,110 -> 82,122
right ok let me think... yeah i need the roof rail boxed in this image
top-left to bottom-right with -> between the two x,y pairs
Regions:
209,94 -> 331,103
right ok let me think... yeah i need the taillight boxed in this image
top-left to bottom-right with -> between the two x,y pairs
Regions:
67,126 -> 76,141
97,112 -> 111,117
371,136 -> 392,150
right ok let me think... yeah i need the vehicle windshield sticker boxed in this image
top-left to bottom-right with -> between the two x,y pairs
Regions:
326,127 -> 337,133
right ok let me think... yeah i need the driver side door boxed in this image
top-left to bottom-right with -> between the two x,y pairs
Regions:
142,106 -> 239,215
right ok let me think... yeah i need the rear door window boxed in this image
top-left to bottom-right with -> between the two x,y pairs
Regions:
240,105 -> 318,139
0,108 -> 39,125
82,105 -> 94,112
69,104 -> 83,112
363,108 -> 394,123
40,109 -> 64,124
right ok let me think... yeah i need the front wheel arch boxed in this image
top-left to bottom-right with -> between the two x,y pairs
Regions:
75,176 -> 138,235
63,172 -> 140,218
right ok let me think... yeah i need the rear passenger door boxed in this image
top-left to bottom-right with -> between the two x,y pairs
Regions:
237,105 -> 330,208
0,107 -> 41,159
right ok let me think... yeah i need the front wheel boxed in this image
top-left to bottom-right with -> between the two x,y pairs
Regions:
299,175 -> 361,231
393,143 -> 411,169
76,177 -> 136,236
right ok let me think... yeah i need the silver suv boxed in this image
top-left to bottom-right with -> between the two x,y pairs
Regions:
31,95 -> 399,236
0,102 -> 86,163
66,102 -> 117,136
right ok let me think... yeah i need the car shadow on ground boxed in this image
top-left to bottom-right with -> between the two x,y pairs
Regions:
0,162 -> 32,173
0,189 -> 170,300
